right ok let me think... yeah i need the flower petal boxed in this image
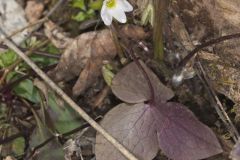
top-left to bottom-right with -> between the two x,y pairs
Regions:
108,6 -> 127,23
101,5 -> 113,25
119,0 -> 133,12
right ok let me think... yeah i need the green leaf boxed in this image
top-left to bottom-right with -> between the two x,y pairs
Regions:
14,79 -> 41,103
72,9 -> 95,22
12,137 -> 25,156
0,50 -> 18,68
71,0 -> 86,10
48,93 -> 82,133
31,54 -> 58,67
102,64 -> 115,86
42,44 -> 60,54
89,0 -> 103,10
28,92 -> 82,160
29,125 -> 64,160
72,11 -> 87,22
141,3 -> 154,26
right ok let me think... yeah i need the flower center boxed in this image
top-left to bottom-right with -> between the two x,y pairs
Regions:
106,0 -> 116,8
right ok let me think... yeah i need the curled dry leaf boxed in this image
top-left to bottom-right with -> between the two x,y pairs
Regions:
25,0 -> 44,23
111,61 -> 174,103
44,21 -> 147,96
95,103 -> 159,160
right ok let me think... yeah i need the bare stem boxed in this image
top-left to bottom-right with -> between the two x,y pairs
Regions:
126,47 -> 155,104
110,25 -> 155,104
153,0 -> 168,61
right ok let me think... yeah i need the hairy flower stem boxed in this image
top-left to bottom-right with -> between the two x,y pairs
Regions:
129,49 -> 155,105
110,25 -> 155,104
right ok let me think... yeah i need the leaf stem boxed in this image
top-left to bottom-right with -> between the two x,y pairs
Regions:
110,25 -> 155,104
178,32 -> 240,69
128,48 -> 155,104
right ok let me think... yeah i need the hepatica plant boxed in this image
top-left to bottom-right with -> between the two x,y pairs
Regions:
95,61 -> 223,160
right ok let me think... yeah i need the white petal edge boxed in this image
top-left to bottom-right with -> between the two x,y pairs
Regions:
108,6 -> 127,23
101,5 -> 113,26
119,0 -> 133,12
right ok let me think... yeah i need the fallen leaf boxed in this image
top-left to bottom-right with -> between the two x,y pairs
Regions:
45,21 -> 147,96
25,0 -> 44,23
4,156 -> 16,160
111,61 -> 174,103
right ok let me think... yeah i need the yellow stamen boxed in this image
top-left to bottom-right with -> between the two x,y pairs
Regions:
106,0 -> 116,8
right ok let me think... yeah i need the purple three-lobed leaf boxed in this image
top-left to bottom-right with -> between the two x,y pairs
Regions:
151,102 -> 222,160
95,62 -> 223,160
95,103 -> 159,160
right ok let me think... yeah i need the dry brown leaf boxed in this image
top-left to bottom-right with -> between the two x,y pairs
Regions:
25,0 -> 44,23
44,21 -> 148,96
4,156 -> 16,160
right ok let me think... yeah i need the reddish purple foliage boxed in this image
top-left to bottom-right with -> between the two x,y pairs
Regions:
230,140 -> 240,160
111,61 -> 174,103
95,62 -> 223,160
96,103 -> 159,160
152,102 -> 222,160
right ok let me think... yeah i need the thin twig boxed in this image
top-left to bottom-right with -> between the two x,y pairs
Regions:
91,86 -> 110,109
0,40 -> 49,85
0,44 -> 61,59
196,62 -> 239,142
0,30 -> 138,160
26,121 -> 96,159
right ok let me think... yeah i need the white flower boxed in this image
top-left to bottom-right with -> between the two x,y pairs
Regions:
101,0 -> 133,26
